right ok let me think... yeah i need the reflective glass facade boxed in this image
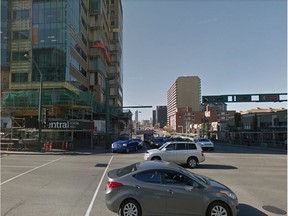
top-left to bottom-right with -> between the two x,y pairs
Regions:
1,0 -> 10,66
30,0 -> 88,91
32,0 -> 67,82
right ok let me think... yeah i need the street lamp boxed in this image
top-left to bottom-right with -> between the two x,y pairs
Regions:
24,54 -> 43,151
105,77 -> 114,149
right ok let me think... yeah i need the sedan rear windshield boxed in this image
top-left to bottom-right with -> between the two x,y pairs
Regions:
117,163 -> 138,177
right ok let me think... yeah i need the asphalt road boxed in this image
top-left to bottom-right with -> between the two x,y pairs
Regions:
1,144 -> 287,216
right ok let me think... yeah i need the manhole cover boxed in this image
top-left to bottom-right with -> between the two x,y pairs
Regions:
95,163 -> 108,167
262,205 -> 287,215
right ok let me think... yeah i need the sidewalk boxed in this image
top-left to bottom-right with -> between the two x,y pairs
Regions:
0,147 -> 111,155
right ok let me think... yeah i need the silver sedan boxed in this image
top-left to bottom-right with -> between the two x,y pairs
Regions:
105,160 -> 238,216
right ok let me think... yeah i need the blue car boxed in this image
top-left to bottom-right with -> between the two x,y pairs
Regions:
111,138 -> 139,153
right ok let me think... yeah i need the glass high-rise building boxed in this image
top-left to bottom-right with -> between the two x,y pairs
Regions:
1,0 -> 128,148
9,0 -> 89,91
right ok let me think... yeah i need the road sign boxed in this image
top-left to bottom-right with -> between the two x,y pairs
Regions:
259,94 -> 279,102
202,96 -> 227,103
236,95 -> 252,102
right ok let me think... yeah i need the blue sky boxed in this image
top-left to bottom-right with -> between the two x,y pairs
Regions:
122,0 -> 287,121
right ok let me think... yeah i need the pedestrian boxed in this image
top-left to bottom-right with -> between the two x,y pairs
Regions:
18,137 -> 24,150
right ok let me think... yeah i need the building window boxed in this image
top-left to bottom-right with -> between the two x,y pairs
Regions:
12,51 -> 29,61
111,0 -> 115,4
13,10 -> 29,20
81,17 -> 87,30
81,0 -> 88,15
111,21 -> 115,26
12,30 -> 29,40
11,72 -> 28,83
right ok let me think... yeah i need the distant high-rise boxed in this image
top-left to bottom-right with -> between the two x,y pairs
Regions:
167,76 -> 201,129
156,106 -> 167,128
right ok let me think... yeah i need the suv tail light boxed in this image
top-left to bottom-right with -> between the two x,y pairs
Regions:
201,151 -> 204,157
107,181 -> 124,189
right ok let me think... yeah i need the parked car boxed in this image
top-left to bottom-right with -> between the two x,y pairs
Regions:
105,160 -> 239,216
193,137 -> 214,150
144,141 -> 205,168
150,137 -> 166,148
111,138 -> 139,153
132,138 -> 144,149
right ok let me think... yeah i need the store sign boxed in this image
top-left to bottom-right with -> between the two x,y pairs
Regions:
48,121 -> 80,129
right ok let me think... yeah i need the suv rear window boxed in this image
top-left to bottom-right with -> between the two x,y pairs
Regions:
187,143 -> 197,150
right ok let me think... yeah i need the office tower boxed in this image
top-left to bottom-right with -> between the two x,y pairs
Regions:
167,76 -> 201,130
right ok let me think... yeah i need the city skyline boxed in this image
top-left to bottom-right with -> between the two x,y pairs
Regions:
122,0 -> 287,121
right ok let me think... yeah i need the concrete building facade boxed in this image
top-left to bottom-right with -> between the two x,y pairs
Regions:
167,76 -> 201,130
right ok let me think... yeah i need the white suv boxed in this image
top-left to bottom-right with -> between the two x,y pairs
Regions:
193,137 -> 214,151
144,141 -> 205,168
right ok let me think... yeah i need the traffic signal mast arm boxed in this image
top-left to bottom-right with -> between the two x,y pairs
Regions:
202,93 -> 287,103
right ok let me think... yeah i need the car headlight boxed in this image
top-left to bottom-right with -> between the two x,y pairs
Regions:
123,143 -> 127,146
219,190 -> 237,200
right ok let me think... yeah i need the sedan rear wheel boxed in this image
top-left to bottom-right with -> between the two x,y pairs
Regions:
119,199 -> 141,216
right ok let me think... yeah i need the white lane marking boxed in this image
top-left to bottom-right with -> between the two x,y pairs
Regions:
85,155 -> 114,216
1,157 -> 65,185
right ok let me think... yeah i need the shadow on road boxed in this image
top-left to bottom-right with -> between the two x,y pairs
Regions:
197,164 -> 238,170
238,204 -> 268,216
213,143 -> 287,155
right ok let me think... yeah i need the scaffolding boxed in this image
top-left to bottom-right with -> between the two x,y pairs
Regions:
1,89 -> 132,149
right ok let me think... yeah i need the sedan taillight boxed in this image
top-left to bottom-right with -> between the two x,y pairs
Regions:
107,181 -> 124,189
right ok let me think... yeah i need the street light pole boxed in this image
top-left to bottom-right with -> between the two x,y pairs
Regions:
24,54 -> 43,151
105,77 -> 114,149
